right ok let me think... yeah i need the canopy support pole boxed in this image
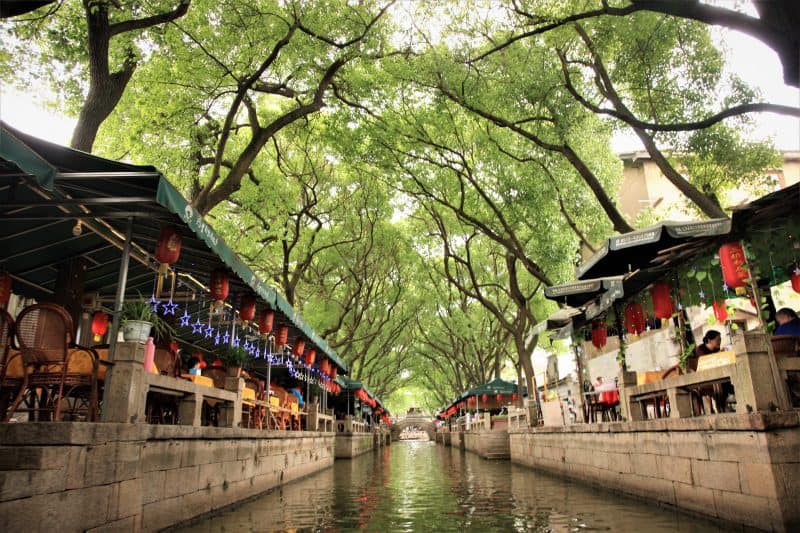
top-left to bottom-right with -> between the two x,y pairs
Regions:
101,217 -> 133,423
108,217 -> 133,362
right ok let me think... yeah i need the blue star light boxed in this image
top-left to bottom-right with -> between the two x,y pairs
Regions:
243,340 -> 251,353
204,324 -> 214,339
179,310 -> 191,327
149,294 -> 160,313
222,331 -> 230,345
232,337 -> 240,348
214,333 -> 221,346
191,319 -> 204,335
698,290 -> 705,300
722,282 -> 729,293
162,299 -> 178,315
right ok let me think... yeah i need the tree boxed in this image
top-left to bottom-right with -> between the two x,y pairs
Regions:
1,0 -> 192,151
472,0 -> 799,88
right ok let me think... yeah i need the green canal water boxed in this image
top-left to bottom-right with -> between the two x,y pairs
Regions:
177,441 -> 724,532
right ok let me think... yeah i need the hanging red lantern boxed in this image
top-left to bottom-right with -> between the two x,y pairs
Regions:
239,294 -> 256,324
0,271 -> 12,307
304,348 -> 316,366
791,268 -> 800,294
591,320 -> 608,349
257,309 -> 274,336
320,358 -> 330,376
481,393 -> 488,403
154,225 -> 182,274
712,300 -> 728,323
625,302 -> 646,335
210,269 -> 229,305
651,282 -> 674,319
496,393 -> 503,402
512,393 -> 518,402
275,325 -> 289,346
90,311 -> 109,342
719,242 -> 749,289
292,339 -> 306,357
331,366 -> 338,380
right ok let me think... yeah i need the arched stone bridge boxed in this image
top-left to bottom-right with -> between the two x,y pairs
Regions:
389,412 -> 436,441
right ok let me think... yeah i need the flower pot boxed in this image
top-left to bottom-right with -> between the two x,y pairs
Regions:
227,366 -> 242,378
123,320 -> 153,343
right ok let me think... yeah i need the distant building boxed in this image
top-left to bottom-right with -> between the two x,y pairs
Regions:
617,150 -> 800,223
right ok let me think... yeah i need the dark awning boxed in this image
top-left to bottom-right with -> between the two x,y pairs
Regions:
576,219 -> 731,280
457,377 -> 525,403
0,122 -> 347,372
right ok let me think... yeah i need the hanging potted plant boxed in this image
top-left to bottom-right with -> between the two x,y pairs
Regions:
222,346 -> 251,378
121,300 -> 173,343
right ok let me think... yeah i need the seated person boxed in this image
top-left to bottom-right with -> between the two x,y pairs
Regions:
290,387 -> 304,407
186,356 -> 202,376
686,329 -> 722,372
775,308 -> 800,337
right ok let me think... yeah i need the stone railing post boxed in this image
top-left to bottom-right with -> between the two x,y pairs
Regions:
308,401 -> 320,431
219,376 -> 244,427
101,342 -> 146,423
733,331 -> 790,412
617,370 -> 638,421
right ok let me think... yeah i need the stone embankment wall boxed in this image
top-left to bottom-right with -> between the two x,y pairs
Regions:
463,430 -> 510,459
334,433 -> 374,458
0,423 -> 334,532
510,413 -> 799,532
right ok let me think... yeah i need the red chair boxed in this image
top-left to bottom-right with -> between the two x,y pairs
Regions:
6,303 -> 99,421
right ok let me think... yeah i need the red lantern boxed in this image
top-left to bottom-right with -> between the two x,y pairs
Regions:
719,242 -> 749,289
292,339 -> 306,357
257,309 -> 274,336
210,269 -> 229,304
239,294 -> 256,324
481,393 -> 488,403
154,225 -> 182,274
712,300 -> 728,323
625,302 -> 646,335
496,393 -> 503,402
0,271 -> 12,307
651,282 -> 674,319
320,359 -> 330,376
591,320 -> 607,349
331,366 -> 338,380
512,393 -> 518,402
275,325 -> 289,346
791,268 -> 800,294
90,311 -> 109,342
304,348 -> 316,366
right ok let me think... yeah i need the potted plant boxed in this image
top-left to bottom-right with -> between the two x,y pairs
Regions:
121,299 -> 173,343
222,346 -> 251,377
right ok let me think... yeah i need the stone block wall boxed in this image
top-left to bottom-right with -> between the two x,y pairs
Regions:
509,412 -> 799,532
334,433 -> 374,459
0,423 -> 334,532
463,430 -> 510,459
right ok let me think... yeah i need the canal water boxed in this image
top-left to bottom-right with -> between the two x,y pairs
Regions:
178,441 -> 724,532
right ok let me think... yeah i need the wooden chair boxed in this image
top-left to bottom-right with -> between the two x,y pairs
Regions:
772,335 -> 800,358
6,303 -> 99,421
243,377 -> 266,429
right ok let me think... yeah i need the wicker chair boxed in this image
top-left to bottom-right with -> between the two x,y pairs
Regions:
0,311 -> 19,420
6,303 -> 99,421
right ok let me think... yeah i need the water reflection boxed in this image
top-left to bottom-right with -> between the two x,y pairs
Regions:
177,441 -> 723,532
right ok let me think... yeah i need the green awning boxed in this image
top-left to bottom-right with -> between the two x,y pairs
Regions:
0,122 -> 347,372
577,218 -> 732,280
458,377 -> 525,402
336,375 -> 384,408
